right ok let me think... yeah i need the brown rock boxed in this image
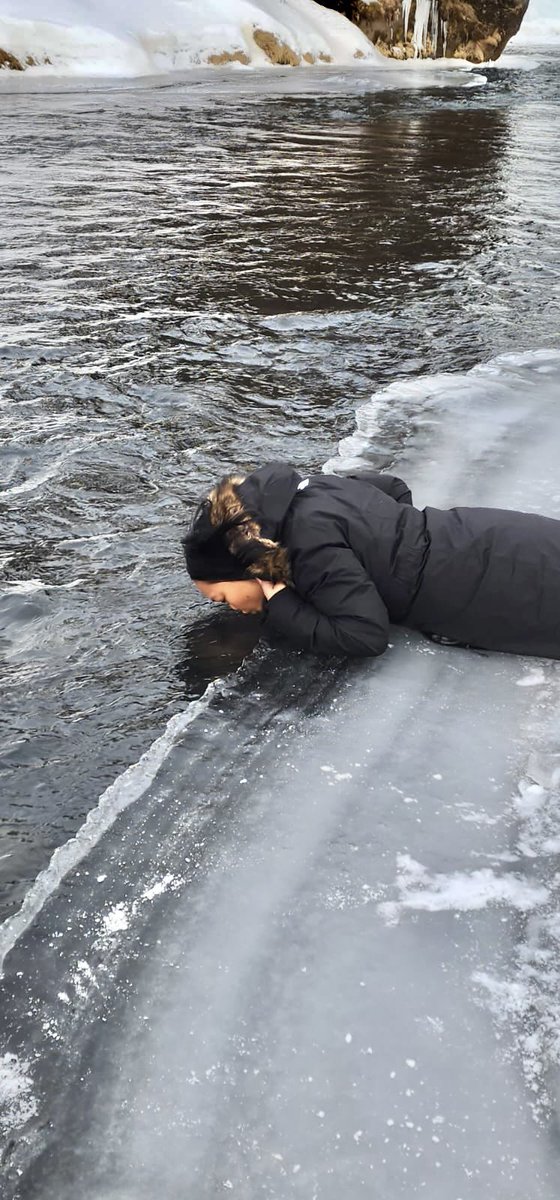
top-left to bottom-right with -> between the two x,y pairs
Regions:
0,47 -> 24,70
207,50 -> 251,66
0,47 -> 52,69
253,28 -> 301,65
316,0 -> 529,61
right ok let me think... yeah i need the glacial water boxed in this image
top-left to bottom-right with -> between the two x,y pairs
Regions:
1,49 -> 560,1198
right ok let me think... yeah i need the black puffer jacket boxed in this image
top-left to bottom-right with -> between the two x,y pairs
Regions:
235,462 -> 560,660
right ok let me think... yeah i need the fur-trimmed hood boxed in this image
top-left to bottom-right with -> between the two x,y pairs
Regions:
186,462 -> 303,583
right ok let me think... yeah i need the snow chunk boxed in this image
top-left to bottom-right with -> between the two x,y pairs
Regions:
379,853 -> 548,923
516,667 -> 546,687
142,873 -> 177,901
103,902 -> 130,934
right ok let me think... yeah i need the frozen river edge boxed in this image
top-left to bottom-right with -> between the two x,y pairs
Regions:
1,349 -> 560,1197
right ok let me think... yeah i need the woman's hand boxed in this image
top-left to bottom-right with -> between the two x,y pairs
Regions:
257,579 -> 287,602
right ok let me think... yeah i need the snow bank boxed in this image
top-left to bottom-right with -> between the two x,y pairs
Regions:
510,0 -> 560,44
0,0 -> 383,76
511,18 -> 560,43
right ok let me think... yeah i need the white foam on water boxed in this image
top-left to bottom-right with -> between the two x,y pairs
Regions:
2,578 -> 86,594
0,681 -> 222,976
379,853 -> 549,924
1,460 -> 64,499
0,1053 -> 38,1136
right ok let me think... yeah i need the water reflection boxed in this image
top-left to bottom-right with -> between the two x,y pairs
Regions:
174,609 -> 262,700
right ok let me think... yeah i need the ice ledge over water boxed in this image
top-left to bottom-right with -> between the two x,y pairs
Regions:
0,0 -> 384,76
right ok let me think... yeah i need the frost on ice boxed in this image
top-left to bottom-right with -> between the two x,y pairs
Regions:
0,1053 -> 37,1136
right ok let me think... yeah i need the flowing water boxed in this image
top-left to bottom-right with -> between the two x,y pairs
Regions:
1,50 -> 560,1198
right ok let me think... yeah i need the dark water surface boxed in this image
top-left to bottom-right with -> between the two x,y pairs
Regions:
1,51 -> 559,922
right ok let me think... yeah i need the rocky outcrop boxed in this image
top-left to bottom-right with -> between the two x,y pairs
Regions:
0,0 -> 528,73
0,47 -> 50,69
317,0 -> 530,61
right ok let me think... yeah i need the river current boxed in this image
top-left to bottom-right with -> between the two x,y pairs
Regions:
1,48 -> 560,1199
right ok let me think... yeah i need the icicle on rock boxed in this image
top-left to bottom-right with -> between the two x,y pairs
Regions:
402,0 -> 440,57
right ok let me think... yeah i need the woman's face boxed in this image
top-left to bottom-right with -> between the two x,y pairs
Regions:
194,579 -> 265,614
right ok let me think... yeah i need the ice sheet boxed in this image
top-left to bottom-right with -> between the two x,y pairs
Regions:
1,349 -> 560,1196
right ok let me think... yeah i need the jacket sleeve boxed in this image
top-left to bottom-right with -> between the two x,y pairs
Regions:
349,472 -> 413,506
261,541 -> 389,658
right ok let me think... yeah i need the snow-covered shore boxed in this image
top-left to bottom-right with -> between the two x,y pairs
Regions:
510,0 -> 560,44
511,18 -> 560,44
0,0 -> 383,77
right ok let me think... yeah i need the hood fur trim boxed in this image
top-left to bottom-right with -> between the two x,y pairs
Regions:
207,475 -> 292,584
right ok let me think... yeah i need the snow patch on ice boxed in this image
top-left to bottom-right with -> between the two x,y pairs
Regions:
516,667 -> 547,688
142,873 -> 178,901
103,903 -> 131,934
320,764 -> 353,783
0,1053 -> 37,1135
2,577 -> 84,593
379,853 -> 548,924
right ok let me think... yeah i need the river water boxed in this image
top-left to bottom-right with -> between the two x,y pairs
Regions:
1,49 -> 560,1199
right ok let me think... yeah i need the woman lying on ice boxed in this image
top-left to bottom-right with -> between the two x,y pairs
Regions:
182,462 -> 560,660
